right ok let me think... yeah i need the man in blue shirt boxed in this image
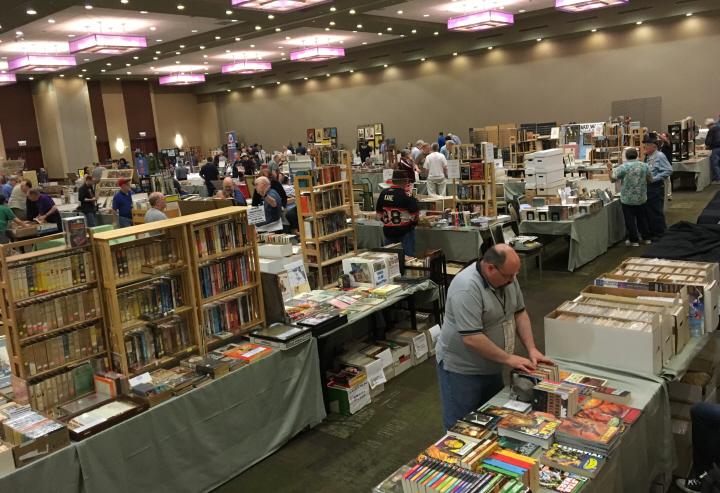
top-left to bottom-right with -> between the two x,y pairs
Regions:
112,178 -> 133,227
441,140 -> 455,159
437,132 -> 446,149
216,177 -> 247,206
2,176 -> 16,200
643,133 -> 673,238
254,177 -> 283,233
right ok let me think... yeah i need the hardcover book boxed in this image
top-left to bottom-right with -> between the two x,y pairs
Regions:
540,443 -> 606,478
539,465 -> 588,492
556,416 -> 622,455
424,432 -> 481,464
497,411 -> 561,449
575,398 -> 641,426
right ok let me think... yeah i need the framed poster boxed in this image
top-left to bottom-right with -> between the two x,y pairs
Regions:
323,127 -> 331,139
315,128 -> 323,142
307,128 -> 315,143
330,127 -> 337,138
365,126 -> 374,138
374,123 -> 383,135
357,128 -> 365,139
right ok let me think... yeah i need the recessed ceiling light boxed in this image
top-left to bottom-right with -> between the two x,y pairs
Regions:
133,56 -> 139,60
686,12 -> 693,16
28,77 -> 34,80
140,11 -> 148,14
420,58 -> 426,61
126,71 -> 132,75
276,81 -> 280,84
177,4 -> 185,10
519,9 -> 526,13
255,25 -> 262,30
215,36 -> 221,40
250,44 -> 255,47
397,10 -> 403,14
16,31 -> 23,36
126,63 -> 131,67
78,75 -> 83,78
357,24 -> 363,28
156,39 -> 163,42
83,58 -> 90,62
423,14 -> 429,17
106,62 -> 112,66
86,77 -> 91,80
48,19 -> 55,23
275,28 -> 281,32
150,26 -> 156,31
155,50 -> 161,54
225,49 -> 231,53
433,31 -> 439,36
199,46 -> 205,49
329,21 -> 336,26
377,32 -> 383,36
235,37 -> 241,41
487,46 -> 493,50
280,52 -> 285,55
325,27 -> 330,31
227,89 -> 231,92
60,74 -> 65,77
121,0 -> 129,4
101,69 -> 106,72
82,69 -> 87,72
175,61 -> 180,64
85,4 -> 93,10
144,78 -> 148,81
349,69 -> 354,73
636,21 -> 643,25
330,6 -> 336,11
251,85 -> 255,88
153,56 -> 158,60
537,38 -> 543,42
179,44 -> 185,48
175,51 -> 181,55
68,34 -> 76,37
267,14 -> 275,19
591,28 -> 597,32
349,9 -> 356,14
26,9 -> 37,15
116,77 -> 120,80
225,10 -> 232,14
452,52 -> 458,56
326,73 -> 330,77
362,42 -> 367,45
387,27 -> 392,31
411,29 -> 417,34
192,29 -> 198,33
231,19 -> 238,22
383,64 -> 388,68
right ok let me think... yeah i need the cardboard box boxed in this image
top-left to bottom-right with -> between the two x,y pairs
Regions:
327,381 -> 371,416
622,258 -> 720,286
377,341 -> 412,377
258,243 -> 293,259
526,169 -> 565,187
0,441 -> 14,476
669,370 -> 718,404
360,345 -> 396,381
577,200 -> 603,215
548,204 -> 579,221
536,181 -> 566,197
258,253 -> 303,274
525,149 -> 564,172
520,208 -> 538,221
384,329 -> 429,366
671,387 -> 717,420
10,425 -> 70,467
342,257 -> 389,288
582,284 -> 690,347
672,418 -> 693,478
545,308 -> 662,375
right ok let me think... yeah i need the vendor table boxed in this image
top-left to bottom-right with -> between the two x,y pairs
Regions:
0,339 -> 326,493
672,155 -> 711,192
356,221 -> 490,264
373,359 -> 673,493
519,200 -> 624,272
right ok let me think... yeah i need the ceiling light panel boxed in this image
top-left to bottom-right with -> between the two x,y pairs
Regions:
365,0 -> 554,23
231,0 -> 331,13
554,0 -> 628,12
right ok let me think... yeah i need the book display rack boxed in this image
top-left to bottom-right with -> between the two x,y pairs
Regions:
295,162 -> 358,289
96,169 -> 134,209
0,233 -> 109,415
451,144 -> 497,217
669,117 -> 696,162
185,207 -> 265,350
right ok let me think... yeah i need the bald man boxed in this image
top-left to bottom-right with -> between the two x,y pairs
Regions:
144,192 -> 167,223
435,244 -> 552,429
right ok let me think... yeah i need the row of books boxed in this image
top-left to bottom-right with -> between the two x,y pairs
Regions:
311,262 -> 344,288
457,185 -> 490,201
306,237 -> 352,264
125,316 -> 192,371
193,220 -> 249,258
303,211 -> 350,238
198,254 -> 253,299
16,288 -> 100,338
201,293 -> 255,338
25,362 -> 95,413
8,251 -> 95,300
21,324 -> 105,376
113,239 -> 178,278
3,406 -> 66,445
299,189 -> 344,214
460,164 -> 486,181
317,165 -> 343,184
118,276 -> 185,324
258,232 -> 295,245
402,456 -> 529,493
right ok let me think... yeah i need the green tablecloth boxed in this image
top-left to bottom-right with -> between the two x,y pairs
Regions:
673,156 -> 711,192
0,339 -> 326,493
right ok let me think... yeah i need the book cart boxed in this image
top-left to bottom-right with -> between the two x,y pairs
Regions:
295,161 -> 358,289
0,233 -> 109,415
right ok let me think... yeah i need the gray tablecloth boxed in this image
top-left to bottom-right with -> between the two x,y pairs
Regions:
356,221 -> 485,263
0,339 -> 326,493
605,199 -> 626,246
673,156 -> 711,192
519,205 -> 611,272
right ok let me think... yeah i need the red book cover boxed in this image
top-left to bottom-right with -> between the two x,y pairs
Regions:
489,452 -> 532,470
576,398 -> 641,426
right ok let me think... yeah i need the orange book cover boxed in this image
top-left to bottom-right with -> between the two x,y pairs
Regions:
223,343 -> 272,362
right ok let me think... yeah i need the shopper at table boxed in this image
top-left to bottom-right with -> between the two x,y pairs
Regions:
77,174 -> 98,227
441,140 -> 455,160
253,177 -> 283,233
676,402 -> 720,492
296,142 -> 307,156
215,177 -> 247,206
252,170 -> 287,208
424,143 -> 448,196
438,132 -> 446,149
112,179 -> 134,228
8,179 -> 31,220
411,140 -> 425,162
396,149 -> 418,184
610,147 -> 652,247
2,175 -> 16,201
27,188 -> 62,231
415,142 -> 431,169
435,244 -> 552,430
144,192 -> 168,223
175,161 -> 189,181
0,195 -> 24,243
200,157 -> 219,197
375,170 -> 418,256
448,132 -> 462,145
705,118 -> 720,183
642,132 -> 673,238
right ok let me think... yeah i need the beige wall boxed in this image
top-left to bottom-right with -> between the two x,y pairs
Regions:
151,89 -> 204,151
101,80 -> 132,161
215,15 -> 720,152
197,95 -> 221,154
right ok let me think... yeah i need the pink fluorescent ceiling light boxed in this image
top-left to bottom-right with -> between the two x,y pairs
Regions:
222,61 -> 272,74
290,46 -> 345,62
447,10 -> 514,32
8,55 -> 77,73
231,0 -> 329,12
555,0 -> 628,12
69,33 -> 147,54
0,73 -> 17,86
159,74 -> 205,86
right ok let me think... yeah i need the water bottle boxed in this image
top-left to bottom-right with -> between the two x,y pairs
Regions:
689,298 -> 704,338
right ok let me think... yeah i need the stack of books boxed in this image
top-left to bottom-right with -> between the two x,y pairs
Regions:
555,416 -> 622,455
532,380 -> 580,418
496,411 -> 561,449
481,449 -> 539,492
540,443 -> 606,479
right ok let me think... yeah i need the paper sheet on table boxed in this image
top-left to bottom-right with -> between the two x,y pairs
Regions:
366,358 -> 387,389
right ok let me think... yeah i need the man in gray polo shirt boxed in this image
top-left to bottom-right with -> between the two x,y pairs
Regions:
436,244 -> 551,429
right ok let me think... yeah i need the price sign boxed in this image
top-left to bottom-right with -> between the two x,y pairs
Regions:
247,206 -> 266,225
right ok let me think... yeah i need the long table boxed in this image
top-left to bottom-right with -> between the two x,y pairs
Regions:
520,200 -> 625,272
373,359 -> 673,493
672,156 -> 711,192
0,339 -> 326,493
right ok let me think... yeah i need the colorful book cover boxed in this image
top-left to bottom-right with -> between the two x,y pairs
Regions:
498,436 -> 540,457
450,421 -> 491,439
557,417 -> 622,445
541,444 -> 605,478
539,465 -> 588,492
561,371 -> 608,389
425,433 -> 480,464
461,410 -> 500,429
498,411 -> 561,440
575,398 -> 641,426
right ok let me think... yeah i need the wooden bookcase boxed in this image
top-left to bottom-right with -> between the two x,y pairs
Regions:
295,162 -> 357,289
0,233 -> 109,413
451,143 -> 497,217
92,218 -> 202,376
184,207 -> 265,350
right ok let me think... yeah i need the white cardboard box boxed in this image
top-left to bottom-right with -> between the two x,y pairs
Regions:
384,329 -> 429,366
525,149 -> 565,172
258,253 -> 304,274
545,309 -> 662,375
258,243 -> 293,258
377,341 -> 412,377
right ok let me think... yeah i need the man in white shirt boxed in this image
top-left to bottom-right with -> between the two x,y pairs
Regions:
424,143 -> 448,196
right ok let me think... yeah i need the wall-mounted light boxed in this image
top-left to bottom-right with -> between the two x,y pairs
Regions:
115,137 -> 126,154
174,133 -> 184,148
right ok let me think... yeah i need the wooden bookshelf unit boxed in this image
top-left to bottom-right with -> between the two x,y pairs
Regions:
295,162 -> 357,289
185,207 -> 265,350
451,145 -> 497,217
0,233 -> 110,414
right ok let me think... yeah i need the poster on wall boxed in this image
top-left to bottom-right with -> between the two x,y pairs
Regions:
315,128 -> 323,142
226,131 -> 238,163
374,123 -> 383,135
357,128 -> 365,139
323,128 -> 331,140
330,127 -> 337,138
307,128 -> 315,143
365,126 -> 374,138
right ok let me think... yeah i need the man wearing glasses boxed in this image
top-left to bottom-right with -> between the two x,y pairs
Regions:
435,244 -> 552,430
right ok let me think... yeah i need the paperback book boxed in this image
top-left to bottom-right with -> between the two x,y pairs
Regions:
540,443 -> 606,478
497,411 -> 561,449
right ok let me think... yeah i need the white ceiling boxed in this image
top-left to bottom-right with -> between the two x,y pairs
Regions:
367,0 -> 555,23
108,27 -> 400,76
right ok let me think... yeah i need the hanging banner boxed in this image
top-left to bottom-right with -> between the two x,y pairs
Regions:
226,131 -> 238,163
